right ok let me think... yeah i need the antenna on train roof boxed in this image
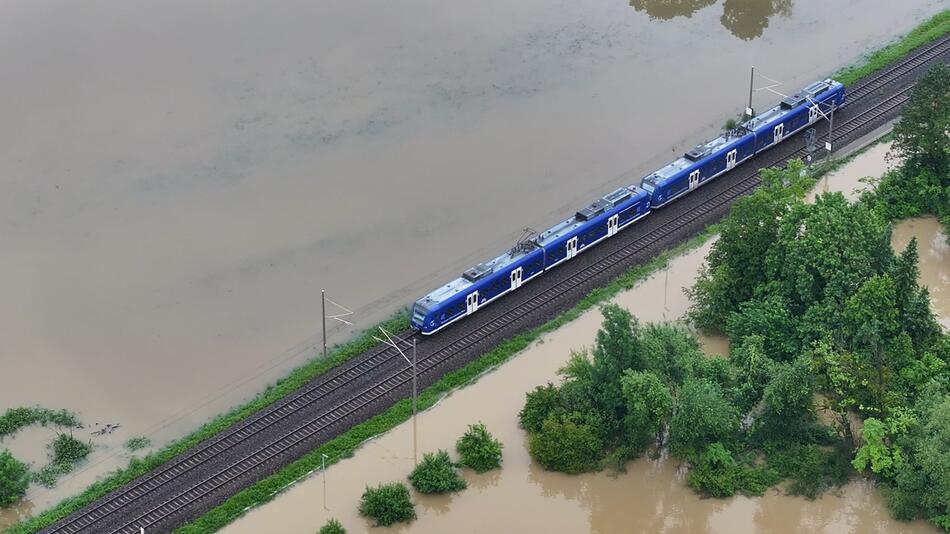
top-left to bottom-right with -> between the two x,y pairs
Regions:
510,227 -> 539,255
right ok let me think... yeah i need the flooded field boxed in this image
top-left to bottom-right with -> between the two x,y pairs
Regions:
1,0 -> 946,521
222,144 -> 944,533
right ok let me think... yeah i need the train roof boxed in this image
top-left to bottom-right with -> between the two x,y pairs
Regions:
414,186 -> 648,309
743,78 -> 840,131
642,130 -> 750,186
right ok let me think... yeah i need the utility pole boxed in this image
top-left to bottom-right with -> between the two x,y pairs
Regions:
321,453 -> 329,510
826,102 -> 836,157
374,327 -> 417,417
321,289 -> 327,359
747,65 -> 755,118
321,290 -> 354,359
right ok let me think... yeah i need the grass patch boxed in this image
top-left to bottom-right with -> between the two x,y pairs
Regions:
123,437 -> 151,452
834,10 -> 950,87
0,408 -> 81,441
3,312 -> 408,533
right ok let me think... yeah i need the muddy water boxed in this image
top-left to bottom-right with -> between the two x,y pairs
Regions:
223,141 -> 947,533
810,141 -> 897,202
223,239 -> 936,534
1,0 -> 945,520
893,217 -> 950,331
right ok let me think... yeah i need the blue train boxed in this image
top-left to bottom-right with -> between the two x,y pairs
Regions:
411,78 -> 845,335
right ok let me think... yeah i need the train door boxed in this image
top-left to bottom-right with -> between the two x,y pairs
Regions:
688,170 -> 700,190
566,237 -> 578,259
726,149 -> 738,170
466,291 -> 479,315
510,267 -> 523,290
773,123 -> 785,143
607,215 -> 619,237
809,105 -> 820,124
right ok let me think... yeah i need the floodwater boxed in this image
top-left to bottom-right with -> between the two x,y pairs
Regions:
222,151 -> 942,534
1,0 -> 946,522
892,217 -> 950,330
222,138 -> 946,534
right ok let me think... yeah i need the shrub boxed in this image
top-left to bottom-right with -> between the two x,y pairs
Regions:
519,383 -> 562,433
358,482 -> 416,527
687,443 -> 779,498
51,433 -> 92,465
124,437 -> 151,452
529,412 -> 603,474
318,518 -> 346,534
0,450 -> 30,507
456,423 -> 503,473
408,450 -> 466,494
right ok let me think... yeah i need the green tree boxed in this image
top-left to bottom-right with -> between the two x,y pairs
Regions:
757,359 -> 815,442
318,518 -> 346,534
587,304 -> 643,435
807,340 -> 859,442
688,160 -> 811,330
669,379 -> 740,460
729,334 -> 774,412
891,64 -> 950,180
408,450 -> 466,494
620,370 -> 673,449
456,423 -> 503,473
519,383 -> 562,433
725,295 -> 799,362
358,482 -> 416,527
0,449 -> 29,507
529,412 -> 604,474
853,416 -> 909,478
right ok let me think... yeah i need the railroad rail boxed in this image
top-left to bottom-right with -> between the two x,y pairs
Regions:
41,34 -> 950,534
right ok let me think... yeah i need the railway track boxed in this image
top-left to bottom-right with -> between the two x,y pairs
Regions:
41,34 -> 950,534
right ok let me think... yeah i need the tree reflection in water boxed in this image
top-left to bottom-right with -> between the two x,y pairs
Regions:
629,0 -> 795,40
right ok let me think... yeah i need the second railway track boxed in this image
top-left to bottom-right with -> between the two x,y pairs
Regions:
41,35 -> 950,534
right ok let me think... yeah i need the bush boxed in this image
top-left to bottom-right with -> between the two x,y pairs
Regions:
0,450 -> 30,507
519,384 -> 562,433
766,443 -> 851,499
687,443 -> 779,498
318,518 -> 346,534
51,434 -> 91,465
456,423 -> 503,473
529,412 -> 603,474
408,450 -> 466,494
358,482 -> 416,527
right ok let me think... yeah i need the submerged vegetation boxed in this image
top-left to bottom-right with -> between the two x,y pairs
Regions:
0,407 -> 81,440
455,423 -> 503,473
33,434 -> 94,489
0,451 -> 29,507
408,450 -> 467,494
123,437 -> 151,452
317,518 -> 346,534
357,482 -> 416,527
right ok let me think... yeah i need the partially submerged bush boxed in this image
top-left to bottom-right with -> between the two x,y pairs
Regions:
124,437 -> 151,452
358,482 -> 416,527
0,450 -> 29,507
317,518 -> 346,534
456,423 -> 503,473
408,450 -> 466,494
529,413 -> 603,474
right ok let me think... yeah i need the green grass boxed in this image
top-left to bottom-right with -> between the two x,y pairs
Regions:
123,437 -> 151,452
2,312 -> 408,533
0,408 -> 81,440
834,9 -> 950,87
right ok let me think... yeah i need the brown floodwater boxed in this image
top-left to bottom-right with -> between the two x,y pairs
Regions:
223,219 -> 939,534
892,217 -> 950,331
1,0 -> 945,521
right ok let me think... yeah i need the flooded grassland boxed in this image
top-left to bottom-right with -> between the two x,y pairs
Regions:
222,143 -> 947,533
1,0 -> 947,522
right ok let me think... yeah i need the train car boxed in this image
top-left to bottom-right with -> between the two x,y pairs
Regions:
411,244 -> 546,335
538,186 -> 651,270
640,131 -> 756,208
411,186 -> 650,334
746,78 -> 845,153
411,76 -> 845,335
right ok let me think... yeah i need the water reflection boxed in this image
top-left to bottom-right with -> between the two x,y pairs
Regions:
629,0 -> 795,40
628,0 -> 716,20
721,0 -> 794,40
